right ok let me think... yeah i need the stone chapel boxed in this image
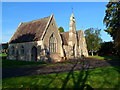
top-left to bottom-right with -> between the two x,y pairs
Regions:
8,13 -> 88,62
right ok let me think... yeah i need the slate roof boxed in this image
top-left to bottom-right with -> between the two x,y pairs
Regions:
60,32 -> 69,45
60,30 -> 83,45
9,16 -> 51,43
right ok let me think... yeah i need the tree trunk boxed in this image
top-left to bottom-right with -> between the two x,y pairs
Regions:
91,51 -> 94,56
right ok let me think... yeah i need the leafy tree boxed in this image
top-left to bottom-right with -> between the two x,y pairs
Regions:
104,1 -> 120,56
104,1 -> 120,39
58,27 -> 64,33
85,28 -> 102,56
98,42 -> 117,56
0,43 -> 8,54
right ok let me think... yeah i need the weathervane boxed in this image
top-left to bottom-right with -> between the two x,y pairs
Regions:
71,6 -> 74,13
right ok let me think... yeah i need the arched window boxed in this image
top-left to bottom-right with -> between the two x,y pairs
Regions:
49,34 -> 57,53
20,46 -> 24,54
11,46 -> 15,55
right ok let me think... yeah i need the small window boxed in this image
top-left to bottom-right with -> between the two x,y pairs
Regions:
20,46 -> 24,54
11,46 -> 15,55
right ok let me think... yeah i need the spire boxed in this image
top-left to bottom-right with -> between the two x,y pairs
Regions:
69,13 -> 76,32
70,13 -> 75,21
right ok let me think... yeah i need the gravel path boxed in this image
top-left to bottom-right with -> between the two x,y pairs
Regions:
2,58 -> 120,78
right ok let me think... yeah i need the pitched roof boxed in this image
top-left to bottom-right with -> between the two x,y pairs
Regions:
9,16 -> 51,43
60,32 -> 69,45
60,30 -> 83,45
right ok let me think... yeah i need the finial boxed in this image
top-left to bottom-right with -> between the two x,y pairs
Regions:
72,7 -> 73,13
51,13 -> 54,16
71,6 -> 74,13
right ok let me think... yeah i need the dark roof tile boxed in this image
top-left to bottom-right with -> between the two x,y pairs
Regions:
60,30 -> 82,45
9,16 -> 50,43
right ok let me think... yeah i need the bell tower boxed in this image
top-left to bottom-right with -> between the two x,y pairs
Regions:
68,13 -> 78,59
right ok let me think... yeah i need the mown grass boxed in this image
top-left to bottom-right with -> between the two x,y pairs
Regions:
0,54 -> 7,57
2,66 -> 120,88
89,55 -> 120,60
2,59 -> 46,68
2,59 -> 74,68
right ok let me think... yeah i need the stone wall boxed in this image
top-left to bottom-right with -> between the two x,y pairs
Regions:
8,41 -> 44,61
42,16 -> 64,61
78,31 -> 88,57
68,14 -> 78,59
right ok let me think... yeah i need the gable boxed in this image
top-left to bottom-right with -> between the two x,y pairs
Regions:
9,16 -> 51,44
60,30 -> 83,45
42,15 -> 61,46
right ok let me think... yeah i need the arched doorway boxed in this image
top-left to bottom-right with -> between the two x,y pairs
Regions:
31,46 -> 37,61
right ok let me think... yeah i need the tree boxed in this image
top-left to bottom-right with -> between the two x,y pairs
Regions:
104,1 -> 120,56
85,28 -> 102,56
98,42 -> 117,56
0,43 -> 8,54
104,1 -> 120,39
58,27 -> 64,33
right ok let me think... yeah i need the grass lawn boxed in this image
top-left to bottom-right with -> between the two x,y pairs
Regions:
2,55 -> 120,88
89,55 -> 120,60
0,54 -> 7,57
2,59 -> 74,68
2,66 -> 120,88
2,59 -> 46,68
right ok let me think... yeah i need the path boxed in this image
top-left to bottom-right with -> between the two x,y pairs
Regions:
2,58 -> 120,78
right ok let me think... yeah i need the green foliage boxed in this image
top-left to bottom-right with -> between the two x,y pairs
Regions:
104,1 -> 120,57
85,28 -> 102,55
98,42 -> 117,56
104,2 -> 120,39
2,43 -> 8,49
58,27 -> 64,33
89,55 -> 119,60
2,66 -> 120,88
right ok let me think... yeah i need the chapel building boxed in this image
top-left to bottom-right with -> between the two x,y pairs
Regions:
8,13 -> 88,62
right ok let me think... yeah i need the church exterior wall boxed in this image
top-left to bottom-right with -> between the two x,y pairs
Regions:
8,41 -> 44,61
42,17 -> 64,62
8,14 -> 88,62
79,31 -> 88,57
63,45 -> 69,58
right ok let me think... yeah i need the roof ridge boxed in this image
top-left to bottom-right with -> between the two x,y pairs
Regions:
23,16 -> 51,24
61,30 -> 82,34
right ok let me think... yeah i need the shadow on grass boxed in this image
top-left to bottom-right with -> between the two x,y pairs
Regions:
2,59 -> 46,68
60,60 -> 93,89
2,59 -> 47,78
45,73 -> 59,88
2,58 -> 120,88
103,55 -> 120,61
2,56 -> 120,88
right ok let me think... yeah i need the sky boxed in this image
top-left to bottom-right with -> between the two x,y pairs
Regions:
2,2 -> 113,43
